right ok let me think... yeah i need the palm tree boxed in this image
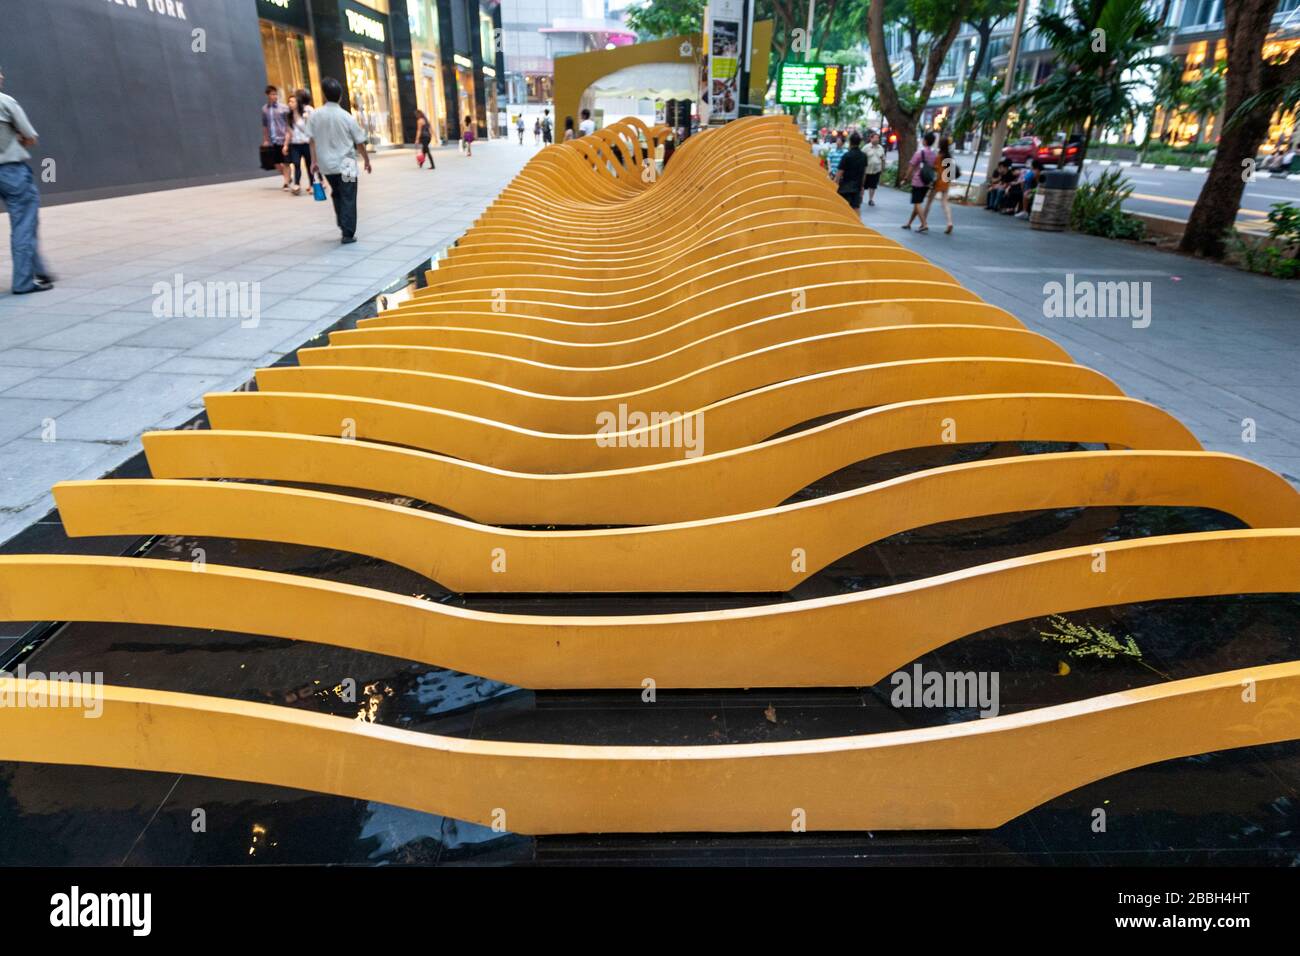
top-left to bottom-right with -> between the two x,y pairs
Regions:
1009,0 -> 1170,168
1138,58 -> 1186,157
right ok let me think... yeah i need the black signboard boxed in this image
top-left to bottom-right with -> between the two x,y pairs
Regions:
339,0 -> 389,52
256,0 -> 310,31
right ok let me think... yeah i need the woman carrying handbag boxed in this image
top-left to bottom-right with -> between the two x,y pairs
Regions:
415,110 -> 435,169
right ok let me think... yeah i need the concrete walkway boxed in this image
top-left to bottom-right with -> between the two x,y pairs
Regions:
869,181 -> 1300,483
0,139 -> 536,544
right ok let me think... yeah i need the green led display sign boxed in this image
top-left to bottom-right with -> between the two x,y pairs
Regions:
775,62 -> 844,107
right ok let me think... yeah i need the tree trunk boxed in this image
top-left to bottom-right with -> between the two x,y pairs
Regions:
866,0 -> 971,186
895,126 -> 918,187
954,21 -> 992,136
908,24 -> 924,82
1180,109 -> 1273,257
1180,0 -> 1292,257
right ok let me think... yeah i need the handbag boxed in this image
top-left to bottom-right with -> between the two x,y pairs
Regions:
417,152 -> 426,167
312,176 -> 326,201
259,145 -> 280,171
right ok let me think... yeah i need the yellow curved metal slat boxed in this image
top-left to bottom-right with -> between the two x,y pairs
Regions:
142,392 -> 1199,525
203,354 -> 1128,472
3,531 -> 1299,688
2,663 -> 1298,833
53,451 -> 1300,593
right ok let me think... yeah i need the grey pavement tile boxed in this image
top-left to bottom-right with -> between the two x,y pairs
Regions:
0,348 -> 81,369
0,312 -> 91,348
256,270 -> 335,295
0,366 -> 42,390
63,284 -> 155,307
118,317 -> 246,349
20,297 -> 126,318
183,318 -> 314,360
255,300 -> 347,322
0,397 -> 78,445
43,345 -> 180,381
31,372 -> 225,443
155,356 -> 252,377
3,377 -> 120,402
0,438 -> 124,511
25,321 -> 141,352
91,309 -> 172,327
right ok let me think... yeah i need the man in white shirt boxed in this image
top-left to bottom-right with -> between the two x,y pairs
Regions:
578,108 -> 596,138
0,65 -> 53,293
307,77 -> 371,245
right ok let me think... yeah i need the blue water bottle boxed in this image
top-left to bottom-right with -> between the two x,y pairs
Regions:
312,177 -> 326,201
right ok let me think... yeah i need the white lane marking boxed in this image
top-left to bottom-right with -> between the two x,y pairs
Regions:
973,267 -> 1175,275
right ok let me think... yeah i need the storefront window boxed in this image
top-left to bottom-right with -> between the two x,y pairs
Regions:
456,64 -> 477,136
408,0 -> 446,143
480,11 -> 496,65
345,45 -> 401,145
526,74 -> 553,105
260,20 -> 315,102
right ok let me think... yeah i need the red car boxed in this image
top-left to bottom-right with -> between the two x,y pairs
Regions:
1033,139 -> 1082,167
1001,136 -> 1041,164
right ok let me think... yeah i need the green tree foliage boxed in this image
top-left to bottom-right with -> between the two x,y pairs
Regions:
1010,0 -> 1168,166
624,0 -> 702,40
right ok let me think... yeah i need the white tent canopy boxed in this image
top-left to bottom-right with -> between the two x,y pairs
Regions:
585,63 -> 697,101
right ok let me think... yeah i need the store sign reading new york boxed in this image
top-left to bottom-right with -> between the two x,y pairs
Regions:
103,0 -> 190,21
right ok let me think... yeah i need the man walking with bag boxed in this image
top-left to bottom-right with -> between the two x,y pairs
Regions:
307,77 -> 371,245
0,65 -> 53,294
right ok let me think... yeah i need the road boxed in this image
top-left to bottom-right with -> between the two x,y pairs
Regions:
923,149 -> 1300,228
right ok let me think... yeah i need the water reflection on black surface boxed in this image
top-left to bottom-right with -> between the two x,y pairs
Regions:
2,439 -> 1298,865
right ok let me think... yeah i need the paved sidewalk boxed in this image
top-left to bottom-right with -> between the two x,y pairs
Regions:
0,140 -> 536,544
867,182 -> 1300,483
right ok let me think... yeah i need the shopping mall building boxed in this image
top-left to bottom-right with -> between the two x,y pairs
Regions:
0,0 -> 505,202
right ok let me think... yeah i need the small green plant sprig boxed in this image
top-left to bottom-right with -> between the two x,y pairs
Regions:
1039,614 -> 1142,660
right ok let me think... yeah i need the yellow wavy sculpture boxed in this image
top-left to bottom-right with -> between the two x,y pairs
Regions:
5,114 -> 1299,834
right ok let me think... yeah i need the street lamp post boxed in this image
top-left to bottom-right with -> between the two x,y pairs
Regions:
981,0 -> 1029,199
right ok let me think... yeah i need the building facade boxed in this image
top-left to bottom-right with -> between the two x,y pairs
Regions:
498,0 -> 634,107
0,0 -> 502,203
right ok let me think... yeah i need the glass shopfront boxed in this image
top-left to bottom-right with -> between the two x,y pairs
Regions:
407,0 -> 447,143
455,58 -> 477,137
257,0 -> 320,103
344,45 -> 401,145
340,0 -> 403,145
479,8 -> 499,137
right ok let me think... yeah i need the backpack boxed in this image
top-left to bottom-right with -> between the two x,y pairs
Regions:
919,149 -> 936,185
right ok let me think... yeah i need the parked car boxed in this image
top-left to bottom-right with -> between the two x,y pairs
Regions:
1001,136 -> 1041,165
1033,137 -> 1082,167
